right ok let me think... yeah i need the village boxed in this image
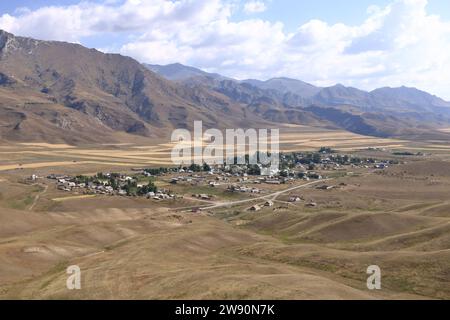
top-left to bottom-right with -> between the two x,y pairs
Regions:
26,148 -> 400,211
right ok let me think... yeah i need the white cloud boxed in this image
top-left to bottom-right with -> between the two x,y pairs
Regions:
0,0 -> 450,99
0,0 -> 231,41
243,1 -> 267,14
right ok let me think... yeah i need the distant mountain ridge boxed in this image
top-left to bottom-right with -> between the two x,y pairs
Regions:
148,62 -> 450,112
0,30 -> 449,144
145,63 -> 230,82
242,78 -> 321,98
147,63 -> 450,137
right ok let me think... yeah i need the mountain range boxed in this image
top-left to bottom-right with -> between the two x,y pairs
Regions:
147,62 -> 450,138
1,29 -> 450,144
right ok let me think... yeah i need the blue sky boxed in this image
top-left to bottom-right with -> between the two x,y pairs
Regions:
0,0 -> 449,98
235,0 -> 450,29
232,0 -> 396,30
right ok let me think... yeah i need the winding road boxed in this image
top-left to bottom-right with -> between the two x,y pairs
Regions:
198,178 -> 333,210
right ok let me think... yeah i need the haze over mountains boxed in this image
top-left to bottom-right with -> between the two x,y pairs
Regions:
148,62 -> 450,139
1,30 -> 450,144
149,62 -> 450,113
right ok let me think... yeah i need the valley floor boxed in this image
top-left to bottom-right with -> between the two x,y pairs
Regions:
0,136 -> 449,299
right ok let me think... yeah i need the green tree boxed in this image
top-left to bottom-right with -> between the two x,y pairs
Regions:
202,162 -> 211,172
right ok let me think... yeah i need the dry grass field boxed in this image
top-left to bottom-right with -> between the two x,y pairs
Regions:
215,163 -> 450,299
0,127 -> 449,300
0,128 -> 420,173
1,125 -> 449,173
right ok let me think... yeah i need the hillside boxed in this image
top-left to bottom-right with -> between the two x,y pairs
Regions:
0,30 -> 269,144
0,31 -> 450,144
149,63 -> 450,140
150,62 -> 450,114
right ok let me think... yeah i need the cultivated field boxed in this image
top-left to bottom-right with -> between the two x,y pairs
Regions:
1,127 -> 443,173
0,127 -> 449,299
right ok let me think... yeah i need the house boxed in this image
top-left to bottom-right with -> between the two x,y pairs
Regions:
152,193 -> 169,200
307,172 -> 322,179
289,196 -> 301,202
231,166 -> 244,174
249,204 -> 261,211
264,200 -> 274,207
261,167 -> 279,176
61,181 -> 76,188
170,178 -> 179,184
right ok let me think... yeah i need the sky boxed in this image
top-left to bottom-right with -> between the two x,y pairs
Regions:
0,0 -> 450,99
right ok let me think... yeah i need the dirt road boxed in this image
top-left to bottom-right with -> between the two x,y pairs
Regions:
200,179 -> 332,210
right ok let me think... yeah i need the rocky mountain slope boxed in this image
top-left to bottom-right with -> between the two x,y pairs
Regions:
1,30 -> 449,144
0,30 -> 269,144
149,63 -> 450,138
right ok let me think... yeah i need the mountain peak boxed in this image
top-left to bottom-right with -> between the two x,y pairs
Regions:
145,62 -> 228,81
242,77 -> 321,98
0,29 -> 12,37
0,29 -> 12,49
